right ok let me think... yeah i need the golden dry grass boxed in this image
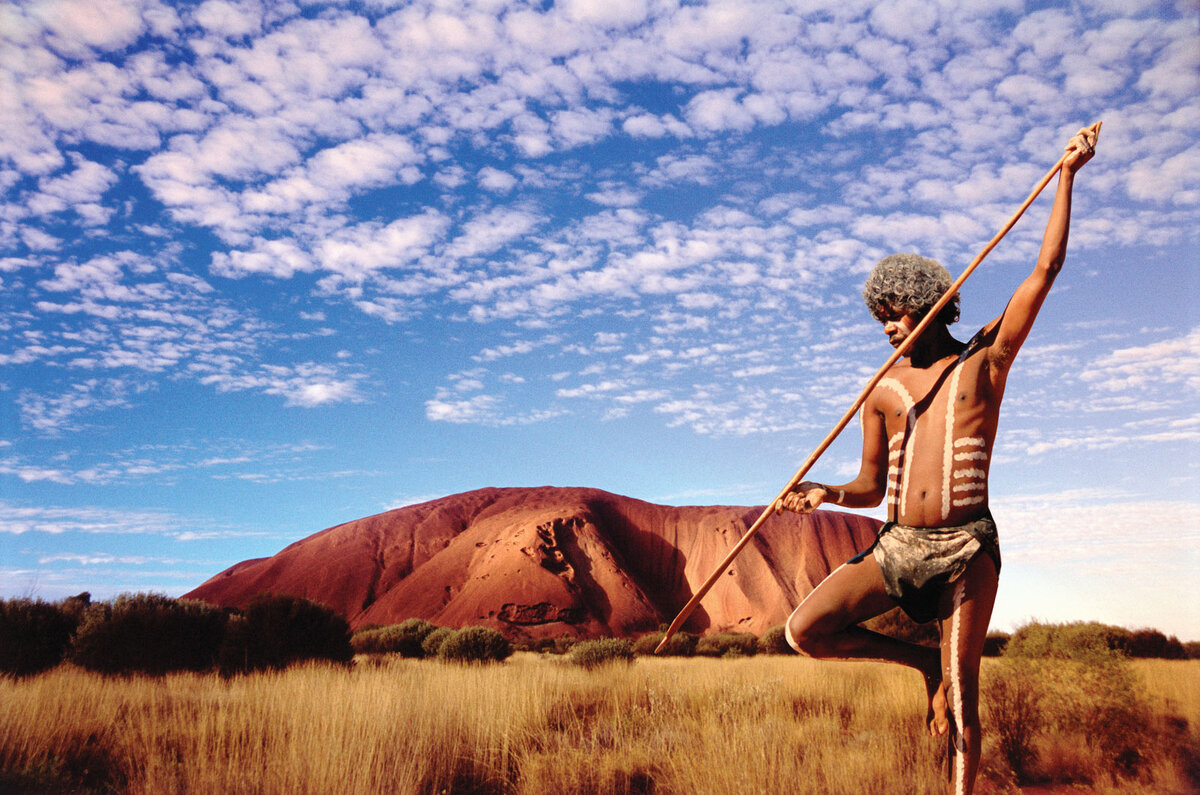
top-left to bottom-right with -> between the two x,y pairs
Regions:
0,654 -> 1195,794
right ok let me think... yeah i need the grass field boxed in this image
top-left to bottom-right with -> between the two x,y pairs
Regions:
1,654 -> 1196,794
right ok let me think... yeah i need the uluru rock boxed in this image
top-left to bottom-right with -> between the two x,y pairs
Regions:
184,486 -> 881,639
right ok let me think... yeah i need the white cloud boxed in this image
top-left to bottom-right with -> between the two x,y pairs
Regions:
478,166 -> 517,192
557,0 -> 649,29
31,0 -> 152,57
1136,24 -> 1200,100
315,209 -> 451,279
198,361 -> 364,407
586,183 -> 642,207
622,112 -> 691,138
27,154 -> 119,219
867,0 -> 939,40
194,0 -> 262,38
424,392 -> 501,424
0,501 -> 182,535
242,133 -> 425,215
211,238 -> 315,279
685,89 -> 757,133
284,378 -> 359,408
445,206 -> 542,259
1081,327 -> 1200,393
17,378 -> 136,433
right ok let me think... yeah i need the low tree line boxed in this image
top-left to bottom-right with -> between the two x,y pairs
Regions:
4,594 -> 1195,678
0,592 -> 355,677
981,621 -> 1193,661
0,593 -> 525,677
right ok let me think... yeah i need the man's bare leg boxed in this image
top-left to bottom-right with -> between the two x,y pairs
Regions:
938,553 -> 999,795
786,556 -> 947,734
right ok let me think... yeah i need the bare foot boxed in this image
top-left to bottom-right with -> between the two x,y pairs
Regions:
925,671 -> 948,737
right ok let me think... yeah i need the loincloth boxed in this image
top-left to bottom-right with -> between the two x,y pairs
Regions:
851,514 -> 1001,624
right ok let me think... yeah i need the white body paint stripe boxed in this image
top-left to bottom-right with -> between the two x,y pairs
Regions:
879,379 -> 916,518
953,496 -> 987,507
954,437 -> 985,448
950,578 -> 967,795
954,452 -> 988,462
952,482 -> 986,492
954,468 -> 987,479
942,363 -> 964,520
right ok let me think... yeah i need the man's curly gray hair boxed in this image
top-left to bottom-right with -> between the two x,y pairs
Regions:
862,253 -> 960,325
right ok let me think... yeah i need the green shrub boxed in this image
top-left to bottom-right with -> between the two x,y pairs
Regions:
437,627 -> 512,664
351,625 -> 402,654
351,618 -> 438,657
983,658 -> 1044,782
569,638 -> 634,670
632,631 -> 696,657
1005,621 -> 1130,662
219,594 -> 352,674
696,632 -> 758,658
759,625 -> 795,655
0,598 -> 82,676
72,593 -> 227,676
421,626 -> 455,658
985,650 -> 1155,785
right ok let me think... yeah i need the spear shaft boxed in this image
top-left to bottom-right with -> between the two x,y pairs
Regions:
654,123 -> 1100,654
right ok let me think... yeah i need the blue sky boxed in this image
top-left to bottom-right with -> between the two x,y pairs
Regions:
2,0 -> 1197,640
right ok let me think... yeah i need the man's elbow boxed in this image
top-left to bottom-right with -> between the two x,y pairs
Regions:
1036,253 -> 1065,278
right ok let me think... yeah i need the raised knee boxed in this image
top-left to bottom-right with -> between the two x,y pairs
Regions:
786,614 -> 829,658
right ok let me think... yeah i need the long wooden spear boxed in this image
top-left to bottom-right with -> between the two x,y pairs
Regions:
654,122 -> 1101,654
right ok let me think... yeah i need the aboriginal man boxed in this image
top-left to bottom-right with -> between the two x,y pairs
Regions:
773,125 -> 1098,795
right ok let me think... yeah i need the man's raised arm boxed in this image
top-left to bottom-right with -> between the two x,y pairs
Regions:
990,126 -> 1099,368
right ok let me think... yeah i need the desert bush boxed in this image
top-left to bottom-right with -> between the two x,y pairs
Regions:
436,626 -> 512,664
696,632 -> 758,658
71,593 -> 227,676
0,598 -> 81,677
983,657 -> 1044,782
1185,641 -> 1200,660
351,625 -> 403,655
1005,621 -> 1131,662
395,618 -> 438,655
632,631 -> 696,657
351,618 -> 438,657
219,594 -> 352,674
569,638 -> 634,670
985,646 -> 1158,786
1045,654 -> 1152,778
421,626 -> 455,658
1127,629 -> 1187,659
759,625 -> 795,655
982,631 -> 1009,657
